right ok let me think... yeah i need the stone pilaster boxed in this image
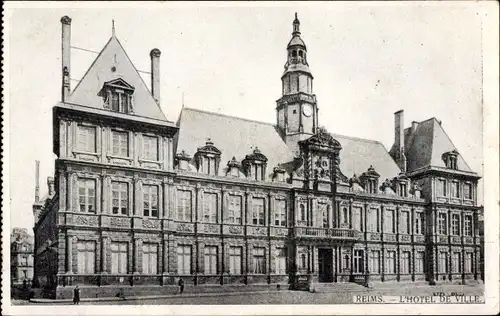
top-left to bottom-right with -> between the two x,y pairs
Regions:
101,236 -> 109,273
66,235 -> 74,274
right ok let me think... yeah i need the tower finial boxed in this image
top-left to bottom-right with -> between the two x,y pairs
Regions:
292,12 -> 300,36
112,19 -> 115,37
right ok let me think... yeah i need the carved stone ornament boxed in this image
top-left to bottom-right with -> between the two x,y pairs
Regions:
298,127 -> 342,151
349,173 -> 361,186
380,178 -> 392,191
175,150 -> 192,162
227,156 -> 241,168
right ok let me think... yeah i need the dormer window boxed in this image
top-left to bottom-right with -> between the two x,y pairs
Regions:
98,78 -> 135,114
359,165 -> 380,194
194,139 -> 221,176
242,147 -> 268,181
391,172 -> 410,197
442,150 -> 459,170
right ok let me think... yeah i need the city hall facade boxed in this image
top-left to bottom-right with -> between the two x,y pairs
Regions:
33,14 -> 483,296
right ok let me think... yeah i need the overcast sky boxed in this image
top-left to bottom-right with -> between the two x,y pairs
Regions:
7,2 -> 486,231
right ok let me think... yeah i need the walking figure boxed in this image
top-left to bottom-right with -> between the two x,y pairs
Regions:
73,285 -> 81,305
178,278 -> 184,294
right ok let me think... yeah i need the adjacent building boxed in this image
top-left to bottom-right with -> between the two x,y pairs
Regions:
33,14 -> 483,297
11,228 -> 34,285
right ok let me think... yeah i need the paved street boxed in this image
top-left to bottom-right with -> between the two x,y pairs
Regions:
12,284 -> 484,305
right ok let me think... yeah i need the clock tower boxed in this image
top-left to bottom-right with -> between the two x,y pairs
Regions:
276,13 -> 318,147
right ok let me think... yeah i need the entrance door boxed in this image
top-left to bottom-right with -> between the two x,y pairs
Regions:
318,248 -> 333,282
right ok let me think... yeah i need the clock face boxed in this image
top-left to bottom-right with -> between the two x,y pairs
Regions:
303,104 -> 313,117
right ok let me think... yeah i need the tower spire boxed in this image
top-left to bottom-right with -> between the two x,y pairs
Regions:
293,12 -> 300,36
112,19 -> 116,37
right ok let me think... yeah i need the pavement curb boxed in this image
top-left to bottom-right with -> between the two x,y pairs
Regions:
29,289 -> 288,304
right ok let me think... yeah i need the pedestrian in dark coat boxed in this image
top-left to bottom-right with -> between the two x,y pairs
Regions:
178,278 -> 184,294
73,285 -> 81,305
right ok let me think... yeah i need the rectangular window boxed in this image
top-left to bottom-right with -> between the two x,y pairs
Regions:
353,250 -> 364,274
77,125 -> 96,153
275,200 -> 287,227
415,251 -> 425,274
384,210 -> 395,233
78,179 -> 96,213
111,92 -> 119,111
76,241 -> 95,274
451,214 -> 460,235
112,182 -> 128,215
275,248 -> 287,274
352,207 -> 363,231
400,211 -> 410,234
318,203 -> 328,228
252,247 -> 266,274
386,251 -> 396,274
177,245 -> 192,275
438,213 -> 447,235
464,215 -> 473,236
368,208 -> 380,232
112,131 -> 129,157
400,183 -> 408,197
415,212 -> 425,235
229,246 -> 242,275
111,242 -> 128,274
437,179 -> 447,197
438,252 -> 448,273
143,135 -> 159,161
400,251 -> 410,274
203,193 -> 218,223
252,198 -> 265,226
204,246 -> 218,275
228,195 -> 242,224
464,183 -> 472,200
143,185 -> 159,218
452,182 -> 460,198
451,252 -> 461,273
369,250 -> 380,274
119,93 -> 129,113
464,253 -> 473,273
142,243 -> 158,274
177,190 -> 192,222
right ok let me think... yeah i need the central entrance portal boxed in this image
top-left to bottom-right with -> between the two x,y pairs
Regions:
318,248 -> 334,283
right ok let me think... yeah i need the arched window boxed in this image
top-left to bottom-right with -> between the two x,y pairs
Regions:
300,204 -> 305,221
298,50 -> 303,57
343,207 -> 349,224
292,50 -> 297,57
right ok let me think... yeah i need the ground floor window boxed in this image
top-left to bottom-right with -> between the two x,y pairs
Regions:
368,250 -> 380,274
204,246 -> 218,275
142,243 -> 158,274
275,248 -> 287,274
438,252 -> 448,273
464,253 -> 473,273
415,251 -> 425,273
386,251 -> 396,274
229,246 -> 242,275
353,249 -> 364,274
252,247 -> 266,274
77,240 -> 96,274
451,252 -> 461,273
111,242 -> 128,274
177,245 -> 192,275
400,251 -> 410,274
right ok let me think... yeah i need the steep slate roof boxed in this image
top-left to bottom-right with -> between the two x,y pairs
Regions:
175,108 -> 295,179
68,35 -> 167,121
175,107 -> 402,181
404,118 -> 473,172
331,134 -> 402,182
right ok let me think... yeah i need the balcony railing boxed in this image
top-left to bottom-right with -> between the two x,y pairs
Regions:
294,227 -> 360,240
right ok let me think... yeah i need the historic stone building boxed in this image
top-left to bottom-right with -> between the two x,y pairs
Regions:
11,228 -> 35,285
33,14 -> 483,297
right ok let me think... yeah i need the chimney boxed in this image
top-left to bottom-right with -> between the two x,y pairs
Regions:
35,160 -> 40,202
61,16 -> 72,102
150,48 -> 161,105
411,121 -> 419,132
394,110 -> 406,172
47,177 -> 55,196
